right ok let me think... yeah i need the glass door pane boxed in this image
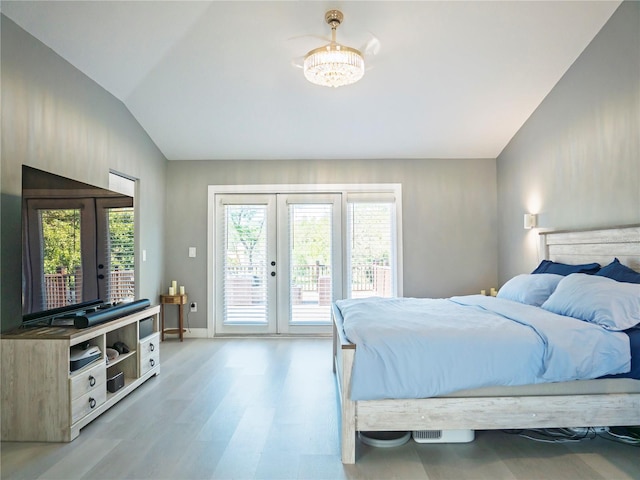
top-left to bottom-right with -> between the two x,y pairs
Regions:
289,203 -> 332,324
24,198 -> 97,313
40,208 -> 83,309
277,193 -> 341,335
97,196 -> 136,304
215,195 -> 277,334
223,204 -> 268,324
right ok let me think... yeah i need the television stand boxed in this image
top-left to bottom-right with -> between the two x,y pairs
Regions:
1,305 -> 161,442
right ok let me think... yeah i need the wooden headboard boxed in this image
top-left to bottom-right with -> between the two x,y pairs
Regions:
540,224 -> 640,272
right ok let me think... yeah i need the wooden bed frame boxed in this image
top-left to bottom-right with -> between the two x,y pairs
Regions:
332,225 -> 640,464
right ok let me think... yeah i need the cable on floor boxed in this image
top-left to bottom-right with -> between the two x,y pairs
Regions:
503,427 -> 640,446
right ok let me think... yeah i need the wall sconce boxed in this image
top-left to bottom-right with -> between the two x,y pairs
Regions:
524,213 -> 538,229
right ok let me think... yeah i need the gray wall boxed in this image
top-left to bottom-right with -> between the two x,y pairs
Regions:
1,16 -> 168,331
496,1 -> 640,283
165,158 -> 498,330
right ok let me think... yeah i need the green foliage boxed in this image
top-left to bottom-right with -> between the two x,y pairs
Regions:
41,207 -> 134,274
291,210 -> 331,266
227,206 -> 265,267
41,209 -> 81,274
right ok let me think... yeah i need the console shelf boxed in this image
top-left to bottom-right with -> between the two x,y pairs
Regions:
1,305 -> 161,442
107,349 -> 136,368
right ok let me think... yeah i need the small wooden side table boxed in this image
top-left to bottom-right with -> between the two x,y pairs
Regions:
160,293 -> 187,341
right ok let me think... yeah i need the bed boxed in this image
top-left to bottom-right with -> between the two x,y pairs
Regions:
332,225 -> 640,464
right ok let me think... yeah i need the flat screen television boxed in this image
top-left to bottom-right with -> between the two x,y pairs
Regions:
22,165 -> 136,325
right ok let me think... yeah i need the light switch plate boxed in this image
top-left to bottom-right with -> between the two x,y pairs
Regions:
188,247 -> 196,258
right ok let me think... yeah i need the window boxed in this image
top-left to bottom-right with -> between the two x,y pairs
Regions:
347,193 -> 397,298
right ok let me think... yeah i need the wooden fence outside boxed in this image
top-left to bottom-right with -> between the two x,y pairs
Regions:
44,269 -> 134,308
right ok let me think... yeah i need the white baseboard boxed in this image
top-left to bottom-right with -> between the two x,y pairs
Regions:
184,328 -> 209,338
163,328 -> 331,339
162,327 -> 209,339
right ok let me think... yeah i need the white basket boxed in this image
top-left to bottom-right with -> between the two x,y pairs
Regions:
412,429 -> 475,443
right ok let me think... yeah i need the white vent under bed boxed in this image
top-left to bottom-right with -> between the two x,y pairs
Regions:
413,429 -> 475,443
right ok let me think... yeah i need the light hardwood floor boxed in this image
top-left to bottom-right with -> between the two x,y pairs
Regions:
2,337 -> 639,479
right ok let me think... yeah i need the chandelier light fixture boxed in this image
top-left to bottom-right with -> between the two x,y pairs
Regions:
303,10 -> 365,88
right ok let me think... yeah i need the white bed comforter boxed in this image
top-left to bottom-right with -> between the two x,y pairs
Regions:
336,295 -> 631,400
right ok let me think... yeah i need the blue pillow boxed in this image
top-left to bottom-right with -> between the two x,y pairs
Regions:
596,258 -> 640,284
497,274 -> 564,307
541,273 -> 640,331
532,260 -> 600,276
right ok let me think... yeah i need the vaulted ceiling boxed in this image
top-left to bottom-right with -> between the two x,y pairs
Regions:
1,1 -> 621,160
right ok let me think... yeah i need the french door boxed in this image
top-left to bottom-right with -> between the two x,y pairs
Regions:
214,193 -> 341,335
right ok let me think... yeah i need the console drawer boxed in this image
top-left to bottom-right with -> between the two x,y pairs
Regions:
70,361 -> 106,400
139,332 -> 160,356
71,385 -> 106,424
139,350 -> 159,376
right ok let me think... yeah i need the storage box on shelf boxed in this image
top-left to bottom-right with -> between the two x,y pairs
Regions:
1,305 -> 161,442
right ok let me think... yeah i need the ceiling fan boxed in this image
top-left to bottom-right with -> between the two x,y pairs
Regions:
290,9 -> 381,88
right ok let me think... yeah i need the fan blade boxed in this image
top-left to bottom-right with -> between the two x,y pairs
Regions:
291,56 -> 305,69
360,33 -> 381,57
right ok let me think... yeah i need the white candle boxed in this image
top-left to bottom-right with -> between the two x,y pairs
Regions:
168,286 -> 175,296
179,286 -> 185,295
480,290 -> 486,296
172,280 -> 177,292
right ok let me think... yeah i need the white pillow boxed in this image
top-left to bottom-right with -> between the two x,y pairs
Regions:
541,273 -> 640,331
497,274 -> 564,307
